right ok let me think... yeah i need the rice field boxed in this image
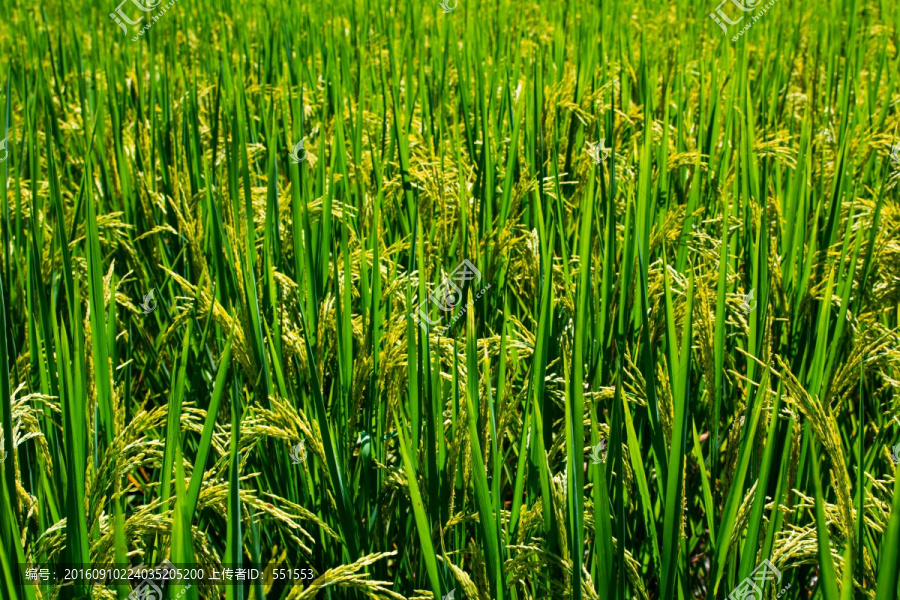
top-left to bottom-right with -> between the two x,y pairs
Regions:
1,0 -> 900,598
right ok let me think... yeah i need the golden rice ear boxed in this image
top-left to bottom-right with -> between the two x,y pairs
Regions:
777,356 -> 855,546
286,553 -> 404,600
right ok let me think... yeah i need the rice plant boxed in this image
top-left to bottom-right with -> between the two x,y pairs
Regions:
1,0 -> 899,598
